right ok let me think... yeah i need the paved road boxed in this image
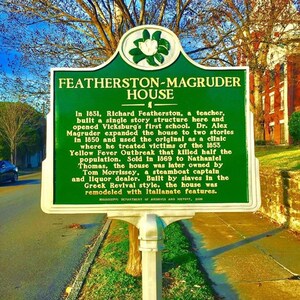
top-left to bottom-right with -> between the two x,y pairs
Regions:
0,172 -> 106,300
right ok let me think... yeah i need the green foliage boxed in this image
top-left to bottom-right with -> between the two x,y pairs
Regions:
0,136 -> 10,160
0,102 -> 44,163
289,111 -> 300,144
255,140 -> 266,146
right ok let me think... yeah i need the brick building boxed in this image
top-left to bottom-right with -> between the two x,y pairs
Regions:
241,2 -> 300,144
262,54 -> 300,144
250,2 -> 300,144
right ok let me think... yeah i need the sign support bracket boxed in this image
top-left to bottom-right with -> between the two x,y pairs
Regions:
139,214 -> 164,300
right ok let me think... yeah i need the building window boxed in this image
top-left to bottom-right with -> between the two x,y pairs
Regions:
280,87 -> 284,110
279,63 -> 285,82
269,69 -> 275,88
280,120 -> 285,144
262,95 -> 265,111
269,122 -> 275,142
270,92 -> 275,113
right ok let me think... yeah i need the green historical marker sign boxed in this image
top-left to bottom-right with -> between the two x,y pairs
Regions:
41,25 -> 260,214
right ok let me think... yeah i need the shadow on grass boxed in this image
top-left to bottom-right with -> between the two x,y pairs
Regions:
162,253 -> 194,272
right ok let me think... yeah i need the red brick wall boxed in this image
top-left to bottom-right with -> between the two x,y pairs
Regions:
263,64 -> 285,144
250,54 -> 300,144
288,55 -> 300,112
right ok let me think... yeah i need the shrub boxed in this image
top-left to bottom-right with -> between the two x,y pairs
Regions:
289,111 -> 300,144
255,140 -> 266,146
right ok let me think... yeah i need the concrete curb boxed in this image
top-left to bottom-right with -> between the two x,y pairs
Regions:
19,171 -> 41,179
65,219 -> 112,300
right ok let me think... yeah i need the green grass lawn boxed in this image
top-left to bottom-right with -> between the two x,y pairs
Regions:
79,220 -> 214,300
255,146 -> 300,171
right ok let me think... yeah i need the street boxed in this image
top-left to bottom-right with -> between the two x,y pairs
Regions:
0,172 -> 106,300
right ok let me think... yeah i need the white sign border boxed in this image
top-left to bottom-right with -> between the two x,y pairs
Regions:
41,25 -> 261,215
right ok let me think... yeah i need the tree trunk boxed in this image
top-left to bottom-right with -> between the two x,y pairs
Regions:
253,70 -> 265,142
126,223 -> 142,277
10,150 -> 14,164
14,146 -> 17,165
10,141 -> 14,164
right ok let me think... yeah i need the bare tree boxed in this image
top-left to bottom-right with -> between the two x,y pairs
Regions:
1,0 -> 203,68
1,0 -> 207,277
1,1 -> 299,134
189,0 -> 300,140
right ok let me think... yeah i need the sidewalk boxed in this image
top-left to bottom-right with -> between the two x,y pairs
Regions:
183,212 -> 300,300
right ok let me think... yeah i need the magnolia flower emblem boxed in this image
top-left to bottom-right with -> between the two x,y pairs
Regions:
129,29 -> 171,67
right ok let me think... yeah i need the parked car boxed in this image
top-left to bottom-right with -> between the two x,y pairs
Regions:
0,160 -> 18,183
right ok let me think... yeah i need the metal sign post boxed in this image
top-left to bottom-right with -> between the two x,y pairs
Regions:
118,213 -> 194,300
41,25 -> 261,299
